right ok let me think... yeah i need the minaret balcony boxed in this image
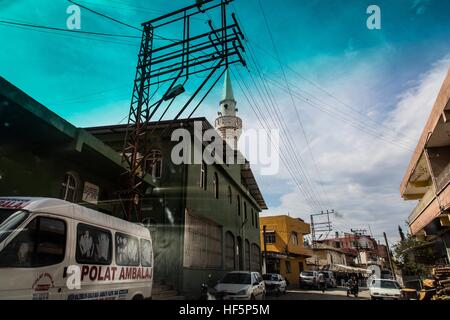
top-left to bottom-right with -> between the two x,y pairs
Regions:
215,116 -> 242,129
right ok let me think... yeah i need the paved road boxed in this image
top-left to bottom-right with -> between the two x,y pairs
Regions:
267,287 -> 370,300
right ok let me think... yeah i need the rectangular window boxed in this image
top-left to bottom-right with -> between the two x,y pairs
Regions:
140,239 -> 153,267
76,223 -> 112,265
0,216 -> 66,268
265,232 -> 276,244
183,211 -> 222,269
291,232 -> 299,245
285,260 -> 292,274
115,233 -> 140,266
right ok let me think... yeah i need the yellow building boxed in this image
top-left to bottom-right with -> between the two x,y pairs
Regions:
260,215 -> 313,285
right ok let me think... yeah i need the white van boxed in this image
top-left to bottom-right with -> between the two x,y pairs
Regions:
0,197 -> 153,300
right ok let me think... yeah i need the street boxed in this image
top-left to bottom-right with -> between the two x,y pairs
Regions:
267,287 -> 370,300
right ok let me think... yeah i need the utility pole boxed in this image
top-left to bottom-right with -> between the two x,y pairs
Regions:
262,225 -> 268,274
310,210 -> 334,247
383,232 -> 397,280
351,229 -> 367,265
120,0 -> 246,221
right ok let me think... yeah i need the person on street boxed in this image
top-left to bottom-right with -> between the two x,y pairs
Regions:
317,272 -> 326,293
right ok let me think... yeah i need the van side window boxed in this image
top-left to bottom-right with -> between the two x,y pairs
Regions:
0,217 -> 66,268
115,233 -> 140,266
76,224 -> 112,265
140,239 -> 152,267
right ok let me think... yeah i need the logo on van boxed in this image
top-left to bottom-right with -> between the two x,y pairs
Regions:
66,265 -> 152,290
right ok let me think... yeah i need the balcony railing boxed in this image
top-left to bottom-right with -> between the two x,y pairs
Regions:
408,184 -> 436,224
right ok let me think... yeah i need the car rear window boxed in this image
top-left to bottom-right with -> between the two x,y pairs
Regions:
263,274 -> 278,281
222,273 -> 251,284
302,272 -> 315,277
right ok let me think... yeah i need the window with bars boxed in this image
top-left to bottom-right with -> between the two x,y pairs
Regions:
61,172 -> 78,203
200,162 -> 207,190
224,231 -> 235,270
237,195 -> 241,216
213,172 -> 219,199
250,243 -> 261,271
265,232 -> 276,244
245,239 -> 250,271
146,150 -> 163,179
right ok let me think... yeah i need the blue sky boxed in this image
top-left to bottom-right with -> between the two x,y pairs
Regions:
1,0 -> 449,243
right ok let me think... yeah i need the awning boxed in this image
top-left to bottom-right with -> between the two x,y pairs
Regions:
329,264 -> 372,275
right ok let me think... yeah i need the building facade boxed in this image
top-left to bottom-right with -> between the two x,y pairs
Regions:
259,215 -> 312,285
315,234 -> 388,268
0,77 -> 145,216
87,118 -> 266,297
1,73 -> 267,298
306,244 -> 347,270
400,70 -> 450,265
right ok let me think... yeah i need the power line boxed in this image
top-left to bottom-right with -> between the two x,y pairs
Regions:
266,76 -> 417,153
230,7 -> 328,212
233,67 -> 324,212
0,19 -> 141,39
248,40 -> 418,146
256,1 -> 330,209
68,0 -> 141,32
68,0 -> 180,42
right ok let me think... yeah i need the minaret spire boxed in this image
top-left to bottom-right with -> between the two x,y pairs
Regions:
221,69 -> 236,103
215,68 -> 242,151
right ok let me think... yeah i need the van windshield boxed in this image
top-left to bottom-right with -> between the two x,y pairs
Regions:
0,210 -> 30,244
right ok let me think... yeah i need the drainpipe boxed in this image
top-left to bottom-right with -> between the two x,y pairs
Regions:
263,225 -> 267,274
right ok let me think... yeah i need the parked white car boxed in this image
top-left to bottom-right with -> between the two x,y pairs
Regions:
263,273 -> 287,295
369,279 -> 402,300
211,271 -> 265,300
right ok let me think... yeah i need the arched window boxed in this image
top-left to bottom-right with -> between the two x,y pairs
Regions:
227,186 -> 232,204
251,243 -> 261,271
225,232 -> 235,270
200,162 -> 207,190
61,172 -> 78,203
245,239 -> 250,271
237,195 -> 241,216
146,150 -> 162,179
244,202 -> 247,221
213,172 -> 219,199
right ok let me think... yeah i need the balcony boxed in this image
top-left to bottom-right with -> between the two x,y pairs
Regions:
408,184 -> 436,225
436,161 -> 450,192
215,116 -> 242,129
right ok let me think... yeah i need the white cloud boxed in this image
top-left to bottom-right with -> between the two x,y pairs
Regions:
249,54 -> 450,244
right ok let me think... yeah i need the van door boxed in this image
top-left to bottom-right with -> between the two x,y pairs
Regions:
0,215 -> 69,300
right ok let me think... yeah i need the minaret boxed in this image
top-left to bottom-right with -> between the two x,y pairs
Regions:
215,69 -> 242,150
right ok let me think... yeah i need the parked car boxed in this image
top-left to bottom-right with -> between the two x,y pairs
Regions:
210,271 -> 265,300
263,273 -> 287,295
322,271 -> 337,288
369,279 -> 402,300
299,271 -> 319,289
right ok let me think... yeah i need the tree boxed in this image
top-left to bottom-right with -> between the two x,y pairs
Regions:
398,226 -> 406,242
393,235 -> 435,276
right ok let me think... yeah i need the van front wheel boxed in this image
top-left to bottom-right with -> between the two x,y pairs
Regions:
132,294 -> 144,300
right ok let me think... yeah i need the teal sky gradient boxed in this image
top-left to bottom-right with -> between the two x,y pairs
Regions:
1,0 -> 450,241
